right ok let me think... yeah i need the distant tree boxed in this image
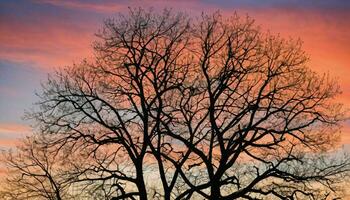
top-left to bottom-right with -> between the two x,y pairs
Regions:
2,8 -> 349,200
0,137 -> 67,200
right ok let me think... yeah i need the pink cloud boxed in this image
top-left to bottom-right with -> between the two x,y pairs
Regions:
0,16 -> 94,68
0,123 -> 31,135
33,0 -> 207,17
33,0 -> 125,13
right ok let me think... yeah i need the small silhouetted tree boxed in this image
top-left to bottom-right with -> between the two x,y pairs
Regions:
0,137 -> 67,200
2,8 -> 350,200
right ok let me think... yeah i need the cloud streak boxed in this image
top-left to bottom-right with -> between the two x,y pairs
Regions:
0,123 -> 31,136
0,13 -> 95,68
33,0 -> 125,13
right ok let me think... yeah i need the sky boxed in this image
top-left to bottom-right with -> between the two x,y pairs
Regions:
0,0 -> 350,149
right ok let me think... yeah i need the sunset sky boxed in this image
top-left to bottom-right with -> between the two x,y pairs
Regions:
1,0 -> 350,149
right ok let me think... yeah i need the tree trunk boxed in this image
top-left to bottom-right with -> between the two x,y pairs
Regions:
210,181 -> 221,199
136,162 -> 148,200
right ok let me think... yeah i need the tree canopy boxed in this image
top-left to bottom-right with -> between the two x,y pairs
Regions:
1,8 -> 349,200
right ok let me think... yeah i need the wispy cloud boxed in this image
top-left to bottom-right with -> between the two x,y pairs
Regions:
0,13 -> 94,68
33,0 -> 125,12
0,123 -> 31,135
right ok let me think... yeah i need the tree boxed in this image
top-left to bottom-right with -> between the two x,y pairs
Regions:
2,8 -> 349,200
0,137 -> 67,200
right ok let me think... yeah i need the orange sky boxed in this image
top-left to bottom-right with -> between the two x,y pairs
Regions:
0,0 -> 350,148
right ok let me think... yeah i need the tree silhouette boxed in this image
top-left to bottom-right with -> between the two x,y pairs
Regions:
1,137 -> 68,200
1,8 -> 349,200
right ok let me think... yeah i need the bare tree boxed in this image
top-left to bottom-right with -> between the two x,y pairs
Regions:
3,8 -> 349,200
0,137 -> 68,200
